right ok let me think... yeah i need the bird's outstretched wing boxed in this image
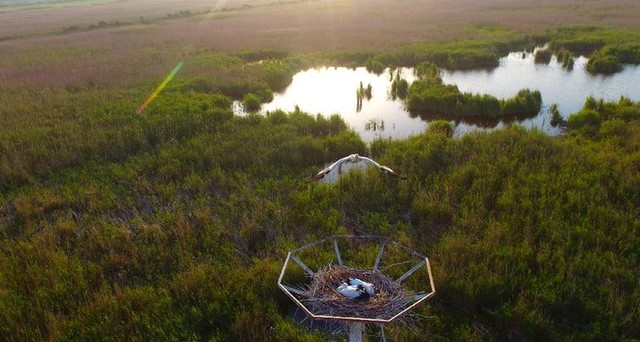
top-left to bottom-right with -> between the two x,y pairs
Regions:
307,154 -> 407,182
380,165 -> 408,179
306,155 -> 354,182
307,165 -> 332,181
359,156 -> 408,179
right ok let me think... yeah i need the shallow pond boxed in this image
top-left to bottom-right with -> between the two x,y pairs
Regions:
238,50 -> 640,141
443,52 -> 640,137
260,67 -> 422,142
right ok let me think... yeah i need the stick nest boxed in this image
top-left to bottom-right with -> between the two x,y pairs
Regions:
303,265 -> 415,321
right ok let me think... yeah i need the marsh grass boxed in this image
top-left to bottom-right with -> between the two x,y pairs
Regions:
1,95 -> 639,340
1,1 -> 640,340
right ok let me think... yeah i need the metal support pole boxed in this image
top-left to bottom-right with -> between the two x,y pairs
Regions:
348,322 -> 365,342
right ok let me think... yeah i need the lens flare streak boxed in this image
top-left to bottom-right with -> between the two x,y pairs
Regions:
137,61 -> 184,114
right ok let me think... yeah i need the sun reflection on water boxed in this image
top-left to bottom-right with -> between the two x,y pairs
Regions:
234,51 -> 640,142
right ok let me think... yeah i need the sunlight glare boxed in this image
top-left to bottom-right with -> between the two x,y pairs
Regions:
202,0 -> 228,21
137,61 -> 184,115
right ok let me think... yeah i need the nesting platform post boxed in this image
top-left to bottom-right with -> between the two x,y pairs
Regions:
348,322 -> 365,342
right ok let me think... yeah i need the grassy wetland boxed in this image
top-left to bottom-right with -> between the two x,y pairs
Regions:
1,0 -> 640,340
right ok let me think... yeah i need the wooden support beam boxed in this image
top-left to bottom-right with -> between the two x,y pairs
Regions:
282,284 -> 307,296
333,238 -> 343,266
373,240 -> 386,271
291,254 -> 315,276
396,259 -> 426,284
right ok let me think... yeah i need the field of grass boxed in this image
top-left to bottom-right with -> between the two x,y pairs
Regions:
0,0 -> 120,12
1,0 -> 640,341
2,0 -> 640,89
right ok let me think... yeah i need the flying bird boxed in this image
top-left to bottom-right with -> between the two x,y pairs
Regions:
308,153 -> 407,184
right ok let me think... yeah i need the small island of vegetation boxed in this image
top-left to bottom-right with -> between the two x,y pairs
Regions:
406,62 -> 542,119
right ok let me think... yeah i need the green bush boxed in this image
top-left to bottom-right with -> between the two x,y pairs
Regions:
427,120 -> 454,137
391,75 -> 409,99
598,44 -> 640,64
365,57 -> 385,74
501,89 -> 542,116
587,54 -> 622,74
415,61 -> 441,79
534,49 -> 552,64
567,96 -> 640,140
556,49 -> 574,69
550,103 -> 564,127
568,109 -> 602,137
241,93 -> 261,112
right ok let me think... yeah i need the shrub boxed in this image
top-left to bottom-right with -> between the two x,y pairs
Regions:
365,58 -> 385,74
600,45 -> 640,64
586,54 -> 622,74
415,61 -> 440,79
266,109 -> 288,125
568,109 -> 602,137
534,49 -> 552,64
456,93 -> 502,117
617,106 -> 640,121
556,50 -> 574,70
391,76 -> 409,100
501,89 -> 542,116
242,93 -> 261,112
427,120 -> 454,137
599,119 -> 631,140
550,103 -> 564,127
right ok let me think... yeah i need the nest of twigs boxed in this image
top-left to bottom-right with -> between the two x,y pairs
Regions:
303,265 -> 415,322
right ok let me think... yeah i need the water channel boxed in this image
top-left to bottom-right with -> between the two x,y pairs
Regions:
237,49 -> 640,142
